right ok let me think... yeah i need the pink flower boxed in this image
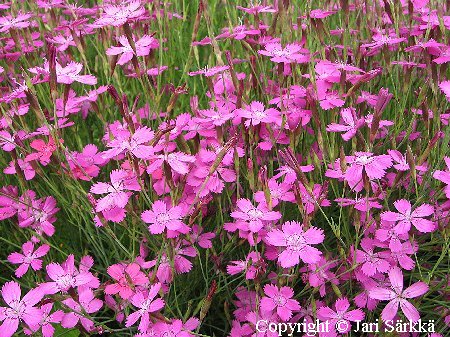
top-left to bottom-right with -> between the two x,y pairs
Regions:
236,5 -> 276,15
266,221 -> 324,267
103,126 -> 155,159
258,42 -> 310,64
106,35 -> 159,65
231,199 -> 281,233
189,224 -> 215,249
0,13 -> 32,32
0,130 -> 16,151
317,298 -> 365,333
141,200 -> 189,236
90,169 -> 141,212
380,199 -> 434,234
62,287 -> 103,332
440,81 -> 450,102
433,157 -> 450,197
260,284 -> 300,321
369,267 -> 428,322
326,107 -> 365,141
93,0 -> 145,27
356,238 -> 391,277
125,283 -> 165,332
235,101 -> 281,127
7,241 -> 50,278
43,255 -> 99,294
29,61 -> 97,85
0,282 -> 44,337
27,303 -> 64,337
146,151 -> 196,175
227,252 -> 266,280
105,263 -> 148,299
188,65 -> 230,77
25,137 -> 59,166
344,152 -> 393,190
18,194 -> 59,238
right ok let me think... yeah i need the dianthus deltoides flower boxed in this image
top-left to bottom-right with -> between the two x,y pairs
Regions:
260,284 -> 300,321
266,221 -> 324,268
141,200 -> 189,236
0,281 -> 45,337
369,267 -> 428,322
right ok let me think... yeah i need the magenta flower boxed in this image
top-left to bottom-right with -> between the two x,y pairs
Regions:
235,101 -> 281,127
7,241 -> 50,278
344,152 -> 393,190
258,42 -> 310,64
90,169 -> 141,212
105,263 -> 148,299
141,200 -> 189,235
43,255 -> 99,294
103,126 -> 155,160
18,194 -> 59,238
106,35 -> 159,66
0,282 -> 44,337
369,267 -> 428,322
146,151 -> 195,175
266,221 -> 324,267
317,298 -> 365,333
188,65 -> 230,77
0,13 -> 32,32
236,5 -> 276,15
230,199 -> 281,233
433,157 -> 450,197
29,61 -> 97,85
27,303 -> 64,337
380,199 -> 434,234
125,283 -> 165,332
260,284 -> 300,321
93,0 -> 145,27
61,287 -> 103,332
25,137 -> 58,166
356,238 -> 391,277
326,107 -> 365,141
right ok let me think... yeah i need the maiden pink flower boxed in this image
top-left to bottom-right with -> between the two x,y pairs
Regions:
433,157 -> 450,197
380,199 -> 434,234
230,199 -> 281,234
43,255 -> 99,294
141,200 -> 189,236
326,107 -> 365,141
317,298 -> 365,333
235,101 -> 281,127
344,152 -> 393,190
258,42 -> 310,64
102,126 -> 154,160
61,287 -> 103,332
266,221 -> 324,267
25,137 -> 58,166
0,282 -> 44,337
7,241 -> 50,278
369,267 -> 428,322
93,0 -> 145,27
125,283 -> 165,332
356,238 -> 391,277
146,151 -> 195,175
90,169 -> 141,212
260,284 -> 300,321
27,303 -> 64,337
106,35 -> 159,66
105,263 -> 148,299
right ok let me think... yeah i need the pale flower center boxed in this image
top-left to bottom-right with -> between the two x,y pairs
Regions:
286,234 -> 306,251
273,295 -> 287,306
